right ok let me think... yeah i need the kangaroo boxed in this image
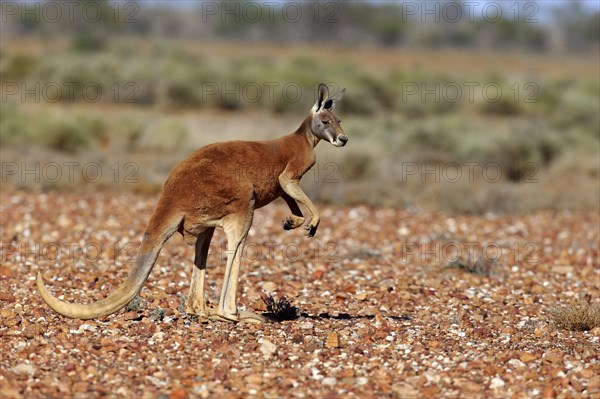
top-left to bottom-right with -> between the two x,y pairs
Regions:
37,83 -> 348,322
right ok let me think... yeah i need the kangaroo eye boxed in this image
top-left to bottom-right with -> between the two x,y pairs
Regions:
322,120 -> 330,125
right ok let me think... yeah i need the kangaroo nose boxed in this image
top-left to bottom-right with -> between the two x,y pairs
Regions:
338,135 -> 348,143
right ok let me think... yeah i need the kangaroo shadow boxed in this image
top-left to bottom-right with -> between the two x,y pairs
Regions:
257,296 -> 411,322
263,310 -> 412,322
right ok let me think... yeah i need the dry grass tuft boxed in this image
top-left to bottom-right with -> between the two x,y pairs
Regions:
448,255 -> 497,278
150,307 -> 165,322
261,294 -> 300,321
125,295 -> 146,312
549,302 -> 600,332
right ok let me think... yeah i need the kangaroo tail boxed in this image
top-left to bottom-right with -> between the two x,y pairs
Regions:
37,210 -> 182,320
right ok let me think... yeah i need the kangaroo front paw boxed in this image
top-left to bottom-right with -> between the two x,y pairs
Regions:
282,215 -> 304,230
304,217 -> 320,237
305,223 -> 319,237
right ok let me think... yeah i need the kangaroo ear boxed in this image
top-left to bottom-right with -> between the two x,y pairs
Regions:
312,83 -> 329,112
323,88 -> 345,110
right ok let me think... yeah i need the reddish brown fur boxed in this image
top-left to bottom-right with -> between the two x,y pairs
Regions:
165,119 -> 313,233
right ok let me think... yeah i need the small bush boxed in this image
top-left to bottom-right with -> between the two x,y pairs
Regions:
341,151 -> 373,180
123,120 -> 145,152
71,33 -> 107,52
404,123 -> 459,155
44,119 -> 90,154
165,82 -> 201,108
550,84 -> 600,134
3,54 -> 37,80
480,95 -> 523,116
125,295 -> 146,312
261,293 -> 299,321
150,307 -> 166,322
549,303 -> 600,331
447,255 -> 497,277
139,119 -> 188,152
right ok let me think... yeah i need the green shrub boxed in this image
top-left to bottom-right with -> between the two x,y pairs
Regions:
0,105 -> 102,154
2,54 -> 37,80
139,118 -> 188,152
341,151 -> 373,180
550,83 -> 600,135
480,94 -> 523,116
71,33 -> 107,52
467,127 -> 560,182
403,119 -> 460,155
44,119 -> 90,154
549,303 -> 600,331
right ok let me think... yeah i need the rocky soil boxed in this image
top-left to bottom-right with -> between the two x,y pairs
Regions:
1,192 -> 599,398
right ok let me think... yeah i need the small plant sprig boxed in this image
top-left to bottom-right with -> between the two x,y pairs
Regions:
150,307 -> 165,322
261,293 -> 300,321
549,298 -> 600,332
125,295 -> 147,312
448,254 -> 497,277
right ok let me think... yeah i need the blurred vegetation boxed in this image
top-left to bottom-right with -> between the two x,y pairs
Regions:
2,1 -> 598,53
0,1 -> 598,213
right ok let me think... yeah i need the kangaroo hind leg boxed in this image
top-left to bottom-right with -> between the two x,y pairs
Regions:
211,210 -> 269,323
186,227 -> 215,317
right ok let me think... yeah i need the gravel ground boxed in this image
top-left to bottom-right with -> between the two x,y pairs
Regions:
1,191 -> 599,398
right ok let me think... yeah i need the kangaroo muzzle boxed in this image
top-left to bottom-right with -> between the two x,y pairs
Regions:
332,134 -> 348,147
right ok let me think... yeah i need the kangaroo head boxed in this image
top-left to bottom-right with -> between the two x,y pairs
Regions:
309,83 -> 348,147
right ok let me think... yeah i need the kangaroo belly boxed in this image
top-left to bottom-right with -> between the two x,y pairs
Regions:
253,185 -> 283,209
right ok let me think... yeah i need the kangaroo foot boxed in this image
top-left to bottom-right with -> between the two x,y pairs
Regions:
206,309 -> 273,323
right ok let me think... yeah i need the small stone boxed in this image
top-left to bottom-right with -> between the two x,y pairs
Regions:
325,332 -> 340,348
0,292 -> 16,302
252,299 -> 267,311
508,359 -> 525,368
0,266 -> 16,278
339,369 -> 355,378
169,388 -> 188,399
362,307 -> 378,316
123,311 -> 140,320
311,270 -> 325,280
519,353 -> 537,363
152,332 -> 166,342
544,352 -> 562,363
72,382 -> 88,393
192,384 -> 209,399
552,266 -> 573,275
165,286 -> 177,295
580,368 -> 595,379
260,339 -> 277,357
421,385 -> 441,396
23,326 -> 38,339
262,282 -> 277,292
322,377 -> 336,386
490,377 -> 505,389
299,321 -> 314,330
355,377 -> 368,386
12,363 -> 35,378
0,386 -> 22,399
245,374 -> 263,386
393,384 -> 419,397
542,386 -> 556,398
354,293 -> 367,301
